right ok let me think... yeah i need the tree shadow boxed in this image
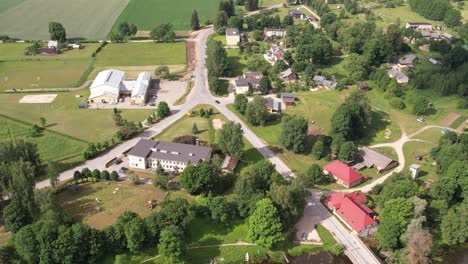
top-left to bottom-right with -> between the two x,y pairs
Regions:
45,123 -> 58,128
226,56 -> 243,77
357,110 -> 392,146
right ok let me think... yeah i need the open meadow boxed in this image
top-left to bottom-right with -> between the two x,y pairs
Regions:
0,0 -> 129,40
114,0 -> 221,31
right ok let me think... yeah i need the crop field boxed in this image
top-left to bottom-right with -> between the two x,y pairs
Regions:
0,114 -> 87,162
113,0 -> 222,31
0,0 -> 130,40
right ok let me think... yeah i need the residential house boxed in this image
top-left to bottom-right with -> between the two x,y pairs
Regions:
265,97 -> 281,113
226,28 -> 241,46
387,68 -> 409,84
280,68 -> 296,81
128,139 -> 212,172
323,160 -> 363,188
234,72 -> 263,94
421,31 -> 431,39
430,32 -> 441,40
313,75 -> 337,89
326,192 -> 378,236
356,147 -> 398,173
280,93 -> 295,107
221,156 -> 238,174
289,9 -> 306,19
419,44 -> 430,52
398,53 -> 417,68
442,32 -> 455,42
264,28 -> 287,38
405,22 -> 432,31
264,45 -> 285,64
243,71 -> 263,80
40,40 -> 59,55
88,69 -> 151,104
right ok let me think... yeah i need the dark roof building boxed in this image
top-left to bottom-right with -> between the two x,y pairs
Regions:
357,147 -> 398,173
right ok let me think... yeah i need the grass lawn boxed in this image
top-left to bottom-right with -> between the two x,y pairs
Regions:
403,141 -> 437,182
187,217 -> 249,246
113,0 -> 222,31
56,181 -> 192,230
225,48 -> 247,77
0,0 -> 129,40
0,114 -> 87,163
413,127 -> 445,145
0,91 -> 153,142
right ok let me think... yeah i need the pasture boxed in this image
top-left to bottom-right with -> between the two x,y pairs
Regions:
114,0 -> 221,31
0,114 -> 87,163
0,0 -> 129,40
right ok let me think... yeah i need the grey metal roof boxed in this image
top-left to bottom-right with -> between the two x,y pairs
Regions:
289,10 -> 304,15
128,139 -> 212,164
358,147 -> 397,171
281,93 -> 295,99
226,28 -> 240,36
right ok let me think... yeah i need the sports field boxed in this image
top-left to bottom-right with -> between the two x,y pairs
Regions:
114,0 -> 222,31
0,0 -> 129,40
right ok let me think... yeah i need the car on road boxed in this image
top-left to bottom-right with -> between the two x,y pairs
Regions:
149,103 -> 156,106
118,167 -> 128,173
215,100 -> 220,104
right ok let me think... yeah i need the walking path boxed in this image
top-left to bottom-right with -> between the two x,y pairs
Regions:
3,80 -> 93,93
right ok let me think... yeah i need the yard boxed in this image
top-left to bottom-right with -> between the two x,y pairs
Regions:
403,141 -> 437,183
113,0 -> 222,31
0,91 -> 153,143
0,0 -> 130,40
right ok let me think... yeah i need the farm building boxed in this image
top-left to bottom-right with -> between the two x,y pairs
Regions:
289,10 -> 306,19
280,68 -> 296,81
226,28 -> 241,46
128,139 -> 212,172
313,75 -> 337,89
88,69 -> 151,105
264,28 -> 287,38
356,147 -> 398,173
405,22 -> 432,31
281,93 -> 295,107
323,161 -> 363,188
265,97 -> 281,113
221,156 -> 238,174
388,68 -> 409,84
326,191 -> 378,236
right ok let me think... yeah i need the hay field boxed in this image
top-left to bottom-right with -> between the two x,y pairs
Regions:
114,0 -> 221,31
0,0 -> 130,40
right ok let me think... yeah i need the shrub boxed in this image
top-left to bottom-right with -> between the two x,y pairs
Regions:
101,170 -> 110,180
389,98 -> 406,109
92,169 -> 101,179
110,171 -> 119,181
129,175 -> 139,185
82,168 -> 91,178
73,170 -> 82,181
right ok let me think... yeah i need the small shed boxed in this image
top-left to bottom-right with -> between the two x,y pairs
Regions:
409,164 -> 421,179
221,156 -> 238,174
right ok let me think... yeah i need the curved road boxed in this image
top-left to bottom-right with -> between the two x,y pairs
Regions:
35,27 -> 379,264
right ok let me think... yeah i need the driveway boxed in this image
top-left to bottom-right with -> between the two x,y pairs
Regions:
294,193 -> 326,243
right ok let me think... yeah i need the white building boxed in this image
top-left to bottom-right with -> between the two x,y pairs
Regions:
264,28 -> 287,38
128,139 -> 212,172
226,28 -> 241,46
88,69 -> 151,105
405,22 -> 432,31
388,68 -> 409,84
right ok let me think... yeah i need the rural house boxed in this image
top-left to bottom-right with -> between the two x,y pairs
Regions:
88,69 -> 151,105
323,161 -> 363,188
280,93 -> 295,107
264,45 -> 285,64
265,97 -> 281,113
264,28 -> 287,38
398,53 -> 417,68
280,68 -> 296,81
226,28 -> 241,46
356,147 -> 398,173
313,75 -> 337,89
326,192 -> 378,236
128,139 -> 212,172
289,9 -> 306,19
234,72 -> 263,94
405,22 -> 432,31
387,68 -> 409,84
40,40 -> 59,54
442,32 -> 455,42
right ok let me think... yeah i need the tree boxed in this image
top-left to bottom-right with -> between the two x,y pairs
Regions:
29,124 -> 41,137
124,217 -> 146,253
377,198 -> 414,251
338,141 -> 357,162
110,31 -> 124,42
14,224 -> 39,263
3,200 -> 31,233
245,0 -> 259,11
343,53 -> 369,81
245,96 -> 268,126
159,198 -> 194,229
406,229 -> 432,264
91,169 -> 100,179
73,170 -> 82,181
83,143 -> 98,159
208,197 -> 231,225
157,101 -> 171,118
248,198 -> 284,248
39,117 -> 46,127
118,22 -> 137,37
218,121 -> 244,159
150,23 -> 175,42
101,170 -> 110,180
441,202 -> 468,245
213,11 -> 229,34
206,40 -> 228,78
48,22 -> 66,42
268,182 -> 306,226
233,93 -> 248,115
228,16 -> 243,30
302,164 -> 327,187
47,161 -> 59,188
412,96 -> 429,115
110,171 -> 119,181
158,226 -> 184,263
24,42 -> 41,56
192,122 -> 199,134
259,75 -> 272,94
191,10 -> 200,30
179,162 -> 217,195
312,139 -> 325,159
219,0 -> 235,17
154,65 -> 170,78
279,115 -> 308,153
444,9 -> 462,28
117,122 -> 139,140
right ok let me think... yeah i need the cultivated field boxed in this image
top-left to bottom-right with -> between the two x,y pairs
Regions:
113,0 -> 221,31
0,0 -> 130,40
0,115 -> 87,163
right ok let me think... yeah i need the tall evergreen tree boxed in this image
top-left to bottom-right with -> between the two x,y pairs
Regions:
191,10 -> 200,30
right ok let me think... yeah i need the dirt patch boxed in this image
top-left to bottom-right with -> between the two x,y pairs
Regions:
456,120 -> 467,132
442,112 -> 461,127
19,94 -> 57,103
136,31 -> 150,37
186,40 -> 196,74
306,125 -> 324,143
212,118 -> 224,130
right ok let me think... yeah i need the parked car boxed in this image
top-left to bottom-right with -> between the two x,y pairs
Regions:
215,100 -> 220,104
301,232 -> 308,241
149,103 -> 156,106
115,158 -> 122,165
118,167 -> 128,173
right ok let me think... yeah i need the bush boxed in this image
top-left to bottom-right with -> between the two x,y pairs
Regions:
129,175 -> 139,185
73,170 -> 82,181
92,169 -> 101,179
100,170 -> 110,180
110,171 -> 119,181
82,168 -> 91,178
389,98 -> 406,109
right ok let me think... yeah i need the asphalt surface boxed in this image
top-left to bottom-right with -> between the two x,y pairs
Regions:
35,26 -> 380,264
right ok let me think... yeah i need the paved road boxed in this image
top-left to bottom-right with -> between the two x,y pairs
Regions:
35,25 -> 379,264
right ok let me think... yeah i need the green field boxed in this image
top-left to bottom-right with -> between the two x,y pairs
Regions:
114,0 -> 222,31
0,114 -> 87,163
0,0 -> 130,40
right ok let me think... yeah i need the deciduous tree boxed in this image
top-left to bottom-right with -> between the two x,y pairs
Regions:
179,162 -> 217,195
218,121 -> 244,159
279,115 -> 308,153
49,22 -> 66,42
245,96 -> 268,126
248,198 -> 284,248
159,226 -> 184,263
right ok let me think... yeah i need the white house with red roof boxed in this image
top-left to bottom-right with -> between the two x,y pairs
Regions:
326,191 -> 378,236
323,160 -> 363,188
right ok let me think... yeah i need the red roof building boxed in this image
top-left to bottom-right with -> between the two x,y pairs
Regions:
326,192 -> 378,236
323,161 -> 363,188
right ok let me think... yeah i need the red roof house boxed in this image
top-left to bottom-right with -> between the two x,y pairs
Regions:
326,192 -> 378,236
323,161 -> 363,188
